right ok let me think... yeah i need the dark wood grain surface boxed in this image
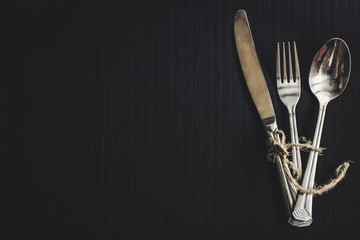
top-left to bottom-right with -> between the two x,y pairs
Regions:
6,0 -> 360,239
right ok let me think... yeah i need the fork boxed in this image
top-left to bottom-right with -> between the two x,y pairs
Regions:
277,42 -> 309,226
276,42 -> 302,184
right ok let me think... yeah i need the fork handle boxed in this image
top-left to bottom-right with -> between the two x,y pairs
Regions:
288,106 -> 302,173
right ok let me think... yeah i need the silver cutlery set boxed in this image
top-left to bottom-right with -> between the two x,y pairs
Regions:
234,10 -> 351,226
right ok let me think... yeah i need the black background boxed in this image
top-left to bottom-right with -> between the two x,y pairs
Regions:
6,0 -> 360,239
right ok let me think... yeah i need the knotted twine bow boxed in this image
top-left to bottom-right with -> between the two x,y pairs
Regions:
268,130 -> 350,195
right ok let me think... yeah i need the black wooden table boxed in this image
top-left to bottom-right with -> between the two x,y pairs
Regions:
6,0 -> 360,239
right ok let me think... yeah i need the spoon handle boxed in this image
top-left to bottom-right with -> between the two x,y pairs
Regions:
290,103 -> 328,226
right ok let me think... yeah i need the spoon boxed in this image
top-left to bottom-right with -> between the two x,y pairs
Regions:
290,38 -> 351,227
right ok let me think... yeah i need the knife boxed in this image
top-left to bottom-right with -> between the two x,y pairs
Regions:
234,10 -> 295,218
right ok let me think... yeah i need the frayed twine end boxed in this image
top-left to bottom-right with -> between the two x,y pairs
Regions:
267,130 -> 350,195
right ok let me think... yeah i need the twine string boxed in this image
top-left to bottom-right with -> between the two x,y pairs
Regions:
268,130 -> 350,195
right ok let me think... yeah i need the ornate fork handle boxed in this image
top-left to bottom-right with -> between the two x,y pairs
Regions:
288,105 -> 302,174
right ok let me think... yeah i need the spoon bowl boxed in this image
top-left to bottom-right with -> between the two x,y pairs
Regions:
309,38 -> 351,104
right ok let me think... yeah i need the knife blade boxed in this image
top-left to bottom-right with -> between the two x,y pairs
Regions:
234,9 -> 295,218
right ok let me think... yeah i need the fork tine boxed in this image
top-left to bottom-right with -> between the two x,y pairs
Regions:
293,41 -> 300,81
276,42 -> 281,81
282,42 -> 287,83
288,42 -> 294,82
